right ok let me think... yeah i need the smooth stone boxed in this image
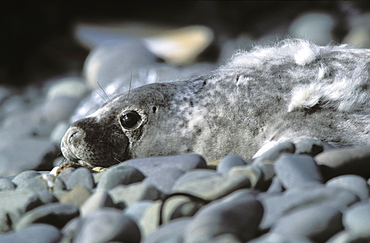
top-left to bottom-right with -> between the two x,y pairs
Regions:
173,171 -> 250,200
74,208 -> 141,243
41,96 -> 81,125
326,175 -> 369,200
289,12 -> 335,45
80,190 -> 116,217
118,154 -> 207,177
60,186 -> 91,206
173,169 -> 217,188
60,217 -> 82,243
15,203 -> 79,230
271,204 -> 343,242
249,232 -> 313,243
315,146 -> 370,179
124,201 -> 154,224
217,154 -> 247,176
0,178 -> 15,191
144,167 -> 184,194
275,154 -> 324,189
36,191 -> 58,204
294,139 -> 332,156
344,27 -> 370,48
184,197 -> 263,242
143,218 -> 192,243
139,201 -> 162,237
0,138 -> 58,176
253,141 -> 295,166
97,166 -> 145,191
11,170 -> 39,187
40,174 -> 66,192
343,202 -> 370,238
258,185 -> 359,230
46,77 -> 89,99
16,175 -> 49,192
56,167 -> 76,185
229,165 -> 264,189
0,224 -> 62,243
50,122 -> 70,144
267,177 -> 284,193
65,167 -> 94,190
109,182 -> 162,206
211,233 -> 243,243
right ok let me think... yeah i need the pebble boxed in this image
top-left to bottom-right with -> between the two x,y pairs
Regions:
80,190 -> 116,217
46,77 -> 89,99
118,154 -> 207,177
59,185 -> 91,206
143,218 -> 192,243
41,96 -> 81,126
271,204 -> 343,242
217,154 -> 247,176
315,146 -> 370,179
73,208 -> 141,243
274,154 -> 324,189
96,166 -> 145,191
294,139 -> 332,156
64,167 -> 94,190
0,224 -> 62,243
343,202 -> 370,238
253,141 -> 295,166
326,175 -> 369,201
0,178 -> 15,191
15,203 -> 79,230
144,167 -> 185,194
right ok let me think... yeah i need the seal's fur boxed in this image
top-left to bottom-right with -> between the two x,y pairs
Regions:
61,39 -> 370,168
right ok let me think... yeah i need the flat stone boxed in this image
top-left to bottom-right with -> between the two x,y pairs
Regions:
143,218 -> 192,243
343,202 -> 370,238
326,175 -> 369,200
217,154 -> 247,176
97,166 -> 145,191
80,190 -> 116,217
0,138 -> 58,177
315,146 -> 370,179
109,182 -> 162,206
65,167 -> 94,190
0,224 -> 62,243
118,154 -> 207,177
144,167 -> 184,194
15,203 -> 79,230
253,141 -> 295,166
275,154 -> 324,189
271,204 -> 343,242
184,196 -> 263,242
60,185 -> 91,207
74,208 -> 141,243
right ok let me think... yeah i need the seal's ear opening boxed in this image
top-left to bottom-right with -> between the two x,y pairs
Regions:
119,110 -> 142,130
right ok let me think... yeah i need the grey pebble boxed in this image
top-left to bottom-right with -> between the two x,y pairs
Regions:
124,201 -> 154,225
109,182 -> 162,206
144,167 -> 185,194
326,175 -> 369,201
173,169 -> 217,190
0,178 -> 15,191
275,154 -> 324,189
217,154 -> 247,176
343,202 -> 370,238
97,166 -> 145,191
80,190 -> 116,217
118,154 -> 207,177
65,167 -> 94,190
253,141 -> 295,166
16,175 -> 49,192
315,146 -> 370,179
0,138 -> 57,177
271,204 -> 343,242
228,165 -> 263,189
15,203 -> 79,230
11,170 -> 39,187
143,218 -> 192,243
294,139 -> 332,156
41,96 -> 81,126
184,196 -> 263,242
73,208 -> 141,243
0,224 -> 62,243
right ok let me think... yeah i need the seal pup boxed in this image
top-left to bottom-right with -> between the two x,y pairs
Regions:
61,39 -> 370,170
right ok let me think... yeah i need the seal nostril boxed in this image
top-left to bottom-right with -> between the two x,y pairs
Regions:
66,128 -> 83,144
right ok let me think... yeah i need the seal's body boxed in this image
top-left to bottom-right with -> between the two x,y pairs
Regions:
61,40 -> 370,168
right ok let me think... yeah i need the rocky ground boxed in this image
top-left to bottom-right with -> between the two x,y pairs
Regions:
0,2 -> 369,243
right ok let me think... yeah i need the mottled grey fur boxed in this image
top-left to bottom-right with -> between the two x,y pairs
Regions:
61,39 -> 370,168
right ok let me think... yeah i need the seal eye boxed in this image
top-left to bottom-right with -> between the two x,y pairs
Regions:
120,110 -> 142,129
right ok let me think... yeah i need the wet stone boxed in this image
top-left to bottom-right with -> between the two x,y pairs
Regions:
74,208 -> 141,243
184,195 -> 263,242
97,166 -> 145,191
217,154 -> 247,176
275,154 -> 323,189
15,203 -> 79,230
65,167 -> 94,190
271,204 -> 343,242
0,224 -> 62,243
326,175 -> 369,201
343,202 -> 370,238
118,154 -> 207,177
144,167 -> 185,194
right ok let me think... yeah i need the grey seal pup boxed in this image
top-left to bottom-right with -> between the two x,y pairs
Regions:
61,39 -> 370,170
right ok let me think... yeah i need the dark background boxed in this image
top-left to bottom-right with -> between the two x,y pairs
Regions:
0,1 -> 369,87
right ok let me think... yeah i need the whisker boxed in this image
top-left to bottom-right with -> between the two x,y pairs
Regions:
96,81 -> 111,102
127,73 -> 133,100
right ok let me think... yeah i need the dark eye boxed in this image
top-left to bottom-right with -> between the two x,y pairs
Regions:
120,110 -> 141,129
